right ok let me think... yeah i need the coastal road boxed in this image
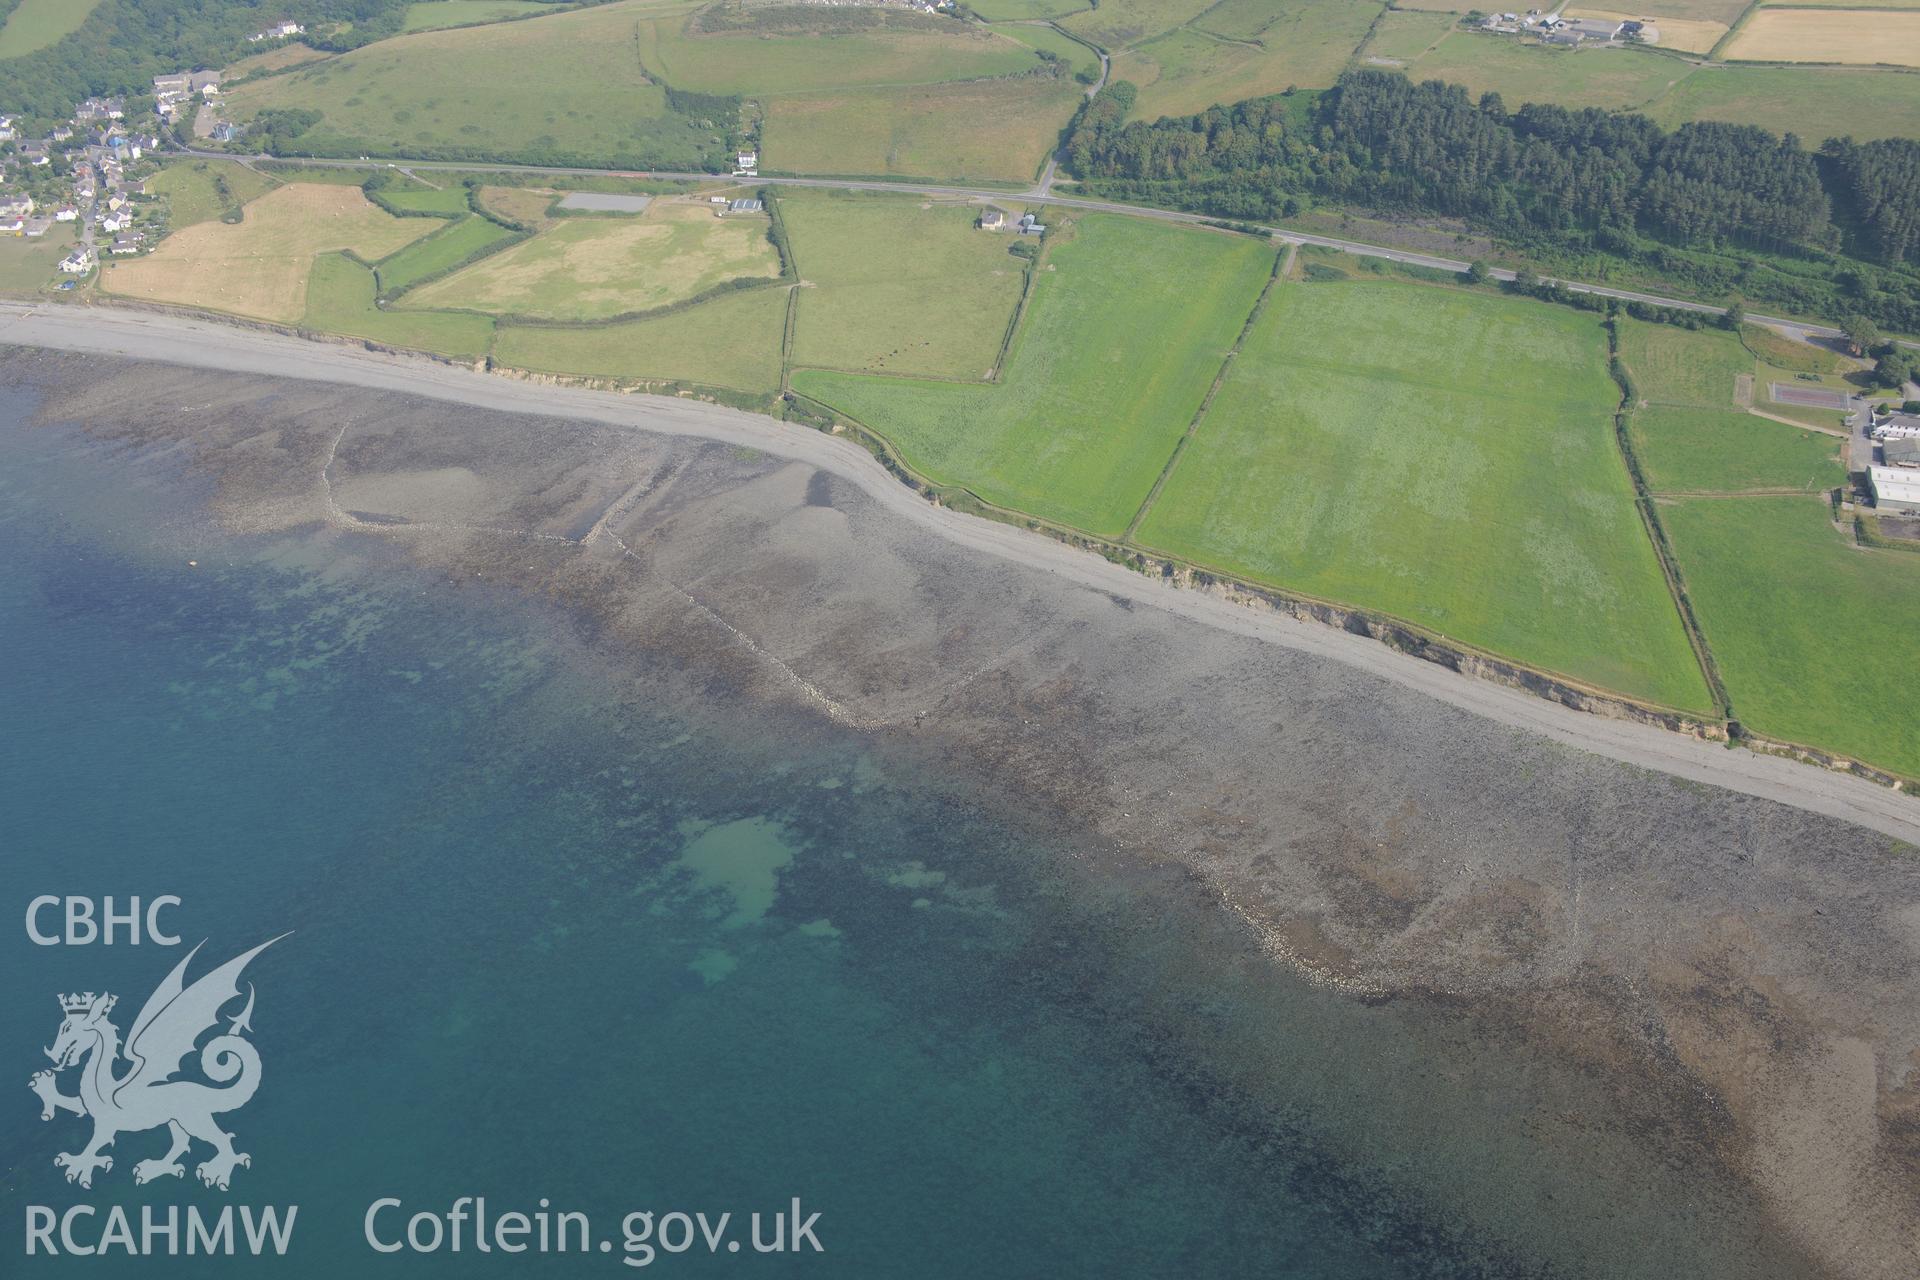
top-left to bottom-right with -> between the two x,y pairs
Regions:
4,299 -> 1916,846
172,146 -> 1916,349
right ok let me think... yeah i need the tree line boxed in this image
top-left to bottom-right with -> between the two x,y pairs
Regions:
1065,69 -> 1920,333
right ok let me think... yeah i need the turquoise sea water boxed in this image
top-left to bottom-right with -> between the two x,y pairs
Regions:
0,394 -> 1516,1277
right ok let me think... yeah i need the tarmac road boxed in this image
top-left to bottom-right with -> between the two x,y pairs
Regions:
171,146 -> 1915,349
3,298 -> 1915,844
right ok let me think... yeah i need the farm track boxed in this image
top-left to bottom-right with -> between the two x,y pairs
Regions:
6,299 -> 1916,843
177,147 -> 1918,350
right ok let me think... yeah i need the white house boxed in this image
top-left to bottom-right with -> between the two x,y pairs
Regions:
249,20 -> 305,42
53,206 -> 78,222
0,193 -> 34,218
0,115 -> 16,141
58,250 -> 92,275
735,151 -> 758,173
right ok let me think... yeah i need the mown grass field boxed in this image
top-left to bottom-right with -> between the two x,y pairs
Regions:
636,9 -> 1041,94
402,0 -> 559,32
225,1 -> 718,168
102,184 -> 435,323
1117,0 -> 1386,119
149,160 -> 280,228
0,0 -> 102,57
1135,278 -> 1712,710
795,216 -> 1275,537
1663,496 -> 1920,775
406,202 -> 780,320
1642,64 -> 1920,142
1618,319 -> 1752,407
374,213 -> 518,294
303,252 -> 495,357
1630,407 -> 1843,492
490,286 -> 787,393
1725,8 -> 1920,66
970,0 -> 1090,18
783,191 -> 1028,381
0,227 -> 76,293
1362,10 -> 1461,62
1062,0 -> 1215,48
1409,34 -> 1693,111
761,77 -> 1082,183
376,186 -> 472,216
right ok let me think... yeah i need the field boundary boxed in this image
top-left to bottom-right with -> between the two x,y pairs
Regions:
790,379 -> 1730,726
1122,242 -> 1288,541
1610,320 -> 1735,718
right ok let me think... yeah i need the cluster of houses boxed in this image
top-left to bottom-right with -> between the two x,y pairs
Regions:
153,70 -> 223,125
1868,409 -> 1920,515
1480,9 -> 1661,45
0,81 -> 175,277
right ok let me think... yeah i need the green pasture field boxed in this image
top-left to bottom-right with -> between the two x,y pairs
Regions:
761,76 -> 1082,183
0,227 -> 75,293
0,0 -> 103,57
1617,319 -> 1751,407
1662,496 -> 1920,775
1362,10 -> 1461,62
402,0 -> 559,32
404,205 -> 781,321
149,160 -> 280,228
795,215 -> 1275,537
970,0 -> 1090,19
1062,0 -> 1216,48
783,190 -> 1029,381
1135,277 -> 1712,710
635,9 -> 1042,95
226,2 -> 717,169
1642,65 -> 1920,144
994,22 -> 1102,81
1117,0 -> 1385,119
303,252 -> 496,358
1408,33 -> 1693,112
489,286 -> 788,393
1629,406 -> 1844,492
374,215 -> 518,294
375,186 -> 472,215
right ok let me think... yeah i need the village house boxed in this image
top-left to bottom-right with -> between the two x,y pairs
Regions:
249,20 -> 305,42
21,142 -> 51,166
52,205 -> 78,222
58,249 -> 93,275
0,115 -> 15,141
0,193 -> 34,219
110,232 -> 144,255
76,97 -> 126,122
734,151 -> 758,175
978,208 -> 1005,230
193,71 -> 224,98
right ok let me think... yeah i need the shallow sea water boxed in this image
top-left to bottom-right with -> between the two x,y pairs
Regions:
0,389 -> 1579,1277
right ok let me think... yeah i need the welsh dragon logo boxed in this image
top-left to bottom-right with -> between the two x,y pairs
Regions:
28,937 -> 285,1191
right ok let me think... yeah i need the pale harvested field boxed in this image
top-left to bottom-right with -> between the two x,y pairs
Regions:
406,200 -> 781,320
1725,8 -> 1920,64
1564,7 -> 1728,50
102,184 -> 433,323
